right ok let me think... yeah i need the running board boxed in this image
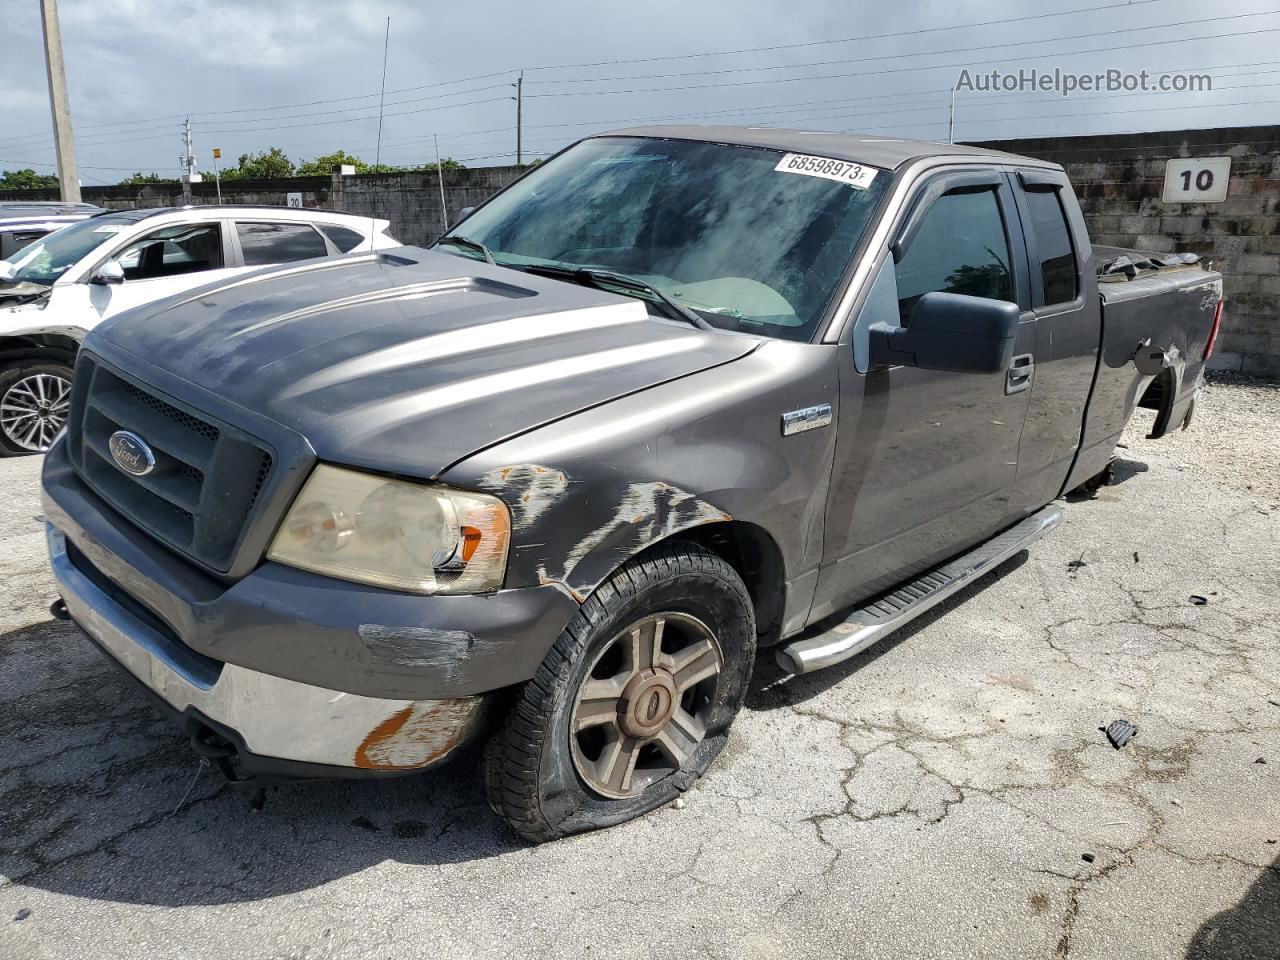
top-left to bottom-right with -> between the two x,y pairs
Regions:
776,506 -> 1064,675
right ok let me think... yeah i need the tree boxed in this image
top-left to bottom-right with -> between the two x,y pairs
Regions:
0,169 -> 59,190
293,151 -> 467,178
295,150 -> 368,177
118,171 -> 176,185
207,147 -> 295,181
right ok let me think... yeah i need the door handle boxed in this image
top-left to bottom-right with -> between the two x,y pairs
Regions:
1006,353 -> 1035,394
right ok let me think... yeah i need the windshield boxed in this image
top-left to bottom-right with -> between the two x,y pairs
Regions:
5,216 -> 131,285
447,137 -> 889,340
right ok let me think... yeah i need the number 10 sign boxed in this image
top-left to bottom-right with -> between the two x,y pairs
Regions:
1162,157 -> 1231,203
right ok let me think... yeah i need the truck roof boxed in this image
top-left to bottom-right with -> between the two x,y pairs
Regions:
597,125 -> 1061,172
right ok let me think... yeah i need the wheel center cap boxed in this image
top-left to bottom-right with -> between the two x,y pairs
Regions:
618,668 -> 678,739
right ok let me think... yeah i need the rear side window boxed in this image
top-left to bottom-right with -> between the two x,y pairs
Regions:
1024,189 -> 1078,305
236,222 -> 327,266
317,223 -> 365,252
894,189 -> 1014,324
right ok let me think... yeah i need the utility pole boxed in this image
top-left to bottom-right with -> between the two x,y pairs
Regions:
515,71 -> 524,166
39,0 -> 80,202
181,116 -> 196,204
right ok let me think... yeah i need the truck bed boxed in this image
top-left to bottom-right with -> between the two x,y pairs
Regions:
1063,244 -> 1222,492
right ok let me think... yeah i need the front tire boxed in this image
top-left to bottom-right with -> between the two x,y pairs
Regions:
0,360 -> 74,456
484,541 -> 756,842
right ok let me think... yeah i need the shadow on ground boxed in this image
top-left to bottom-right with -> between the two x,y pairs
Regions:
0,618 -> 519,909
1186,856 -> 1280,959
747,550 -> 1030,710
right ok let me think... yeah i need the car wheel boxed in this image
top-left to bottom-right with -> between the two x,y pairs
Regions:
0,360 -> 74,456
484,541 -> 756,842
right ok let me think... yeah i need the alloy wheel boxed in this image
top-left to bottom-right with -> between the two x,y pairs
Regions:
1,372 -> 71,453
569,612 -> 723,800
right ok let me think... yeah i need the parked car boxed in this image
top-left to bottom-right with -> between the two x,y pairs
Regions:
42,127 -> 1220,841
0,200 -> 102,260
0,205 -> 398,454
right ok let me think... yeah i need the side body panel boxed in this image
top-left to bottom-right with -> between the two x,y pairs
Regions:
443,340 -> 841,639
1006,170 -> 1103,509
811,166 -> 1038,620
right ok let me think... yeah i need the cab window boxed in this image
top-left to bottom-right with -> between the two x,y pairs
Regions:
112,223 -> 225,281
1023,188 -> 1078,305
893,188 -> 1014,324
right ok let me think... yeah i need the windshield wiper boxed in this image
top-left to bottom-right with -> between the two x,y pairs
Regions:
434,234 -> 496,265
521,264 -> 712,331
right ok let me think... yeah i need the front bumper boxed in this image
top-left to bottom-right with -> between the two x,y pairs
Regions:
48,525 -> 490,775
41,437 -> 580,776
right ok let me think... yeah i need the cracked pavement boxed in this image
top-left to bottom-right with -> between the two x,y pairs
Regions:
1,381 -> 1277,959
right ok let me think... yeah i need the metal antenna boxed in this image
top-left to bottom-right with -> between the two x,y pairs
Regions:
948,87 -> 956,144
434,133 -> 448,233
372,16 -> 390,250
374,16 -> 390,171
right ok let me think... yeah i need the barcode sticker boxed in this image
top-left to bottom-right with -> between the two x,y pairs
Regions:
774,153 -> 877,189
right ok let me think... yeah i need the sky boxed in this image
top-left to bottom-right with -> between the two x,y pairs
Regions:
2,0 -> 1279,184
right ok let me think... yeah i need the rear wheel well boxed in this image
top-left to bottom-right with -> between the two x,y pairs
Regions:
1138,368 -> 1178,438
667,521 -> 786,646
0,334 -> 79,367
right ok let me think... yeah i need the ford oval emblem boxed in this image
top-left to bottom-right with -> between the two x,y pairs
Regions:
108,430 -> 156,477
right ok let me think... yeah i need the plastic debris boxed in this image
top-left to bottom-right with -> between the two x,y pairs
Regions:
1103,719 -> 1138,749
672,797 -> 686,810
1133,552 -> 1140,564
1189,595 -> 1209,606
1067,554 -> 1088,577
1256,758 -> 1267,765
13,909 -> 31,922
1081,853 -> 1096,864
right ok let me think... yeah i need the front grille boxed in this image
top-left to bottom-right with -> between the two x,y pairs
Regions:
67,355 -> 275,572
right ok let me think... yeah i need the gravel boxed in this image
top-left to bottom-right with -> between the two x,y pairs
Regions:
1123,375 -> 1280,503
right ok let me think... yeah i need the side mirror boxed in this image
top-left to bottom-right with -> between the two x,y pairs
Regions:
869,291 -> 1018,373
0,262 -> 14,282
90,260 -> 125,285
452,206 -> 475,227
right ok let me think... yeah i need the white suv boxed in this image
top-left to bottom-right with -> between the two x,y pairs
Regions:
0,205 -> 398,454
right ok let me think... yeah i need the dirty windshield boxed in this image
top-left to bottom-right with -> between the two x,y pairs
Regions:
444,136 -> 889,340
3,216 -> 128,285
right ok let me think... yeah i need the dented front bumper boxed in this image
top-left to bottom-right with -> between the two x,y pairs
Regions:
39,439 -> 579,780
48,525 -> 490,776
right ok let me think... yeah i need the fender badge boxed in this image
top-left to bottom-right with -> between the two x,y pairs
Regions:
781,403 -> 832,436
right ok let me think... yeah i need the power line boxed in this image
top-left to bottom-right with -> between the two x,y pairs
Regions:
527,9 -> 1279,87
0,0 -> 1179,149
525,24 -> 1280,98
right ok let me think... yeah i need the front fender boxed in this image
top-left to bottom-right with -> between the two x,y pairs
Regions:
443,340 -> 840,618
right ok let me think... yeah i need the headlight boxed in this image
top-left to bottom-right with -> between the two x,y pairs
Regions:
267,465 -> 510,594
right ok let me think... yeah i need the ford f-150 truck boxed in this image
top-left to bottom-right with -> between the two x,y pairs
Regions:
42,126 -> 1222,841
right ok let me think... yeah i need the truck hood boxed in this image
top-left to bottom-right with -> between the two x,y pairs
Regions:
92,249 -> 760,477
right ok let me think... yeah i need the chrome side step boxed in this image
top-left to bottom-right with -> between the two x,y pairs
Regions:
776,505 -> 1064,675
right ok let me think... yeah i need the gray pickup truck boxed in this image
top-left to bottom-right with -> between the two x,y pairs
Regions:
42,126 -> 1222,841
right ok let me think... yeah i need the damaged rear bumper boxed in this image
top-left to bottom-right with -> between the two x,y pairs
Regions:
48,526 -> 490,779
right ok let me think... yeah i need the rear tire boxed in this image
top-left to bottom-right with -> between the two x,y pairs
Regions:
484,541 -> 755,842
0,359 -> 74,456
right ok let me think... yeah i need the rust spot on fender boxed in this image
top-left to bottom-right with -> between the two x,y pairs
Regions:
354,699 -> 481,770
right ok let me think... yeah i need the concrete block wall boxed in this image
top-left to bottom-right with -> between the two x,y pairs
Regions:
975,125 -> 1280,377
0,166 -> 527,247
